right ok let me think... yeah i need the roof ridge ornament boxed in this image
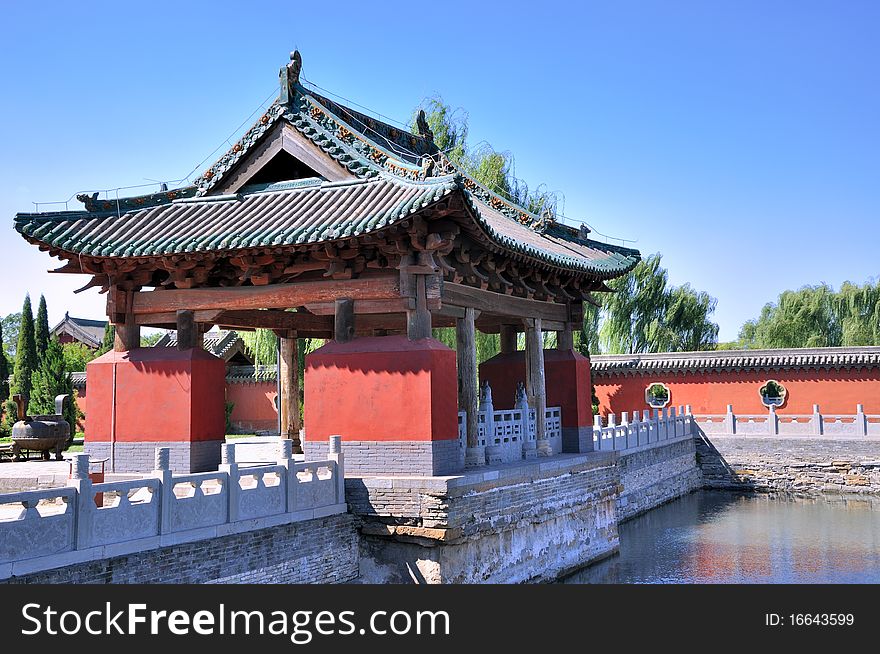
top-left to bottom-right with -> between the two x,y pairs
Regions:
416,109 -> 434,142
280,50 -> 302,105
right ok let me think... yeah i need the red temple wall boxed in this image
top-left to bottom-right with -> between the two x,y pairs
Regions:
226,382 -> 278,433
595,368 -> 880,417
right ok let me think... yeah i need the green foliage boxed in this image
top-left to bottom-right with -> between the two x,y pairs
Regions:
0,320 -> 8,405
430,328 -> 500,365
599,254 -> 719,354
411,98 -> 559,219
241,329 -> 278,365
28,336 -> 78,430
34,295 -> 50,362
62,342 -> 97,372
140,332 -> 165,347
737,281 -> 880,349
10,295 -> 38,408
96,323 -> 115,356
760,380 -> 785,399
647,383 -> 669,400
2,312 -> 21,358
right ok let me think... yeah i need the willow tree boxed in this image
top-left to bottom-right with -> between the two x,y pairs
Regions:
737,280 -> 880,349
597,254 -> 718,354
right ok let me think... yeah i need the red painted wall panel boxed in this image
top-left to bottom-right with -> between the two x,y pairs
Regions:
85,348 -> 226,443
304,336 -> 458,442
595,368 -> 880,417
226,382 -> 278,433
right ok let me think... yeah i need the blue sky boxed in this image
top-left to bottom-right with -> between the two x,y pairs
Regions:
2,0 -> 877,342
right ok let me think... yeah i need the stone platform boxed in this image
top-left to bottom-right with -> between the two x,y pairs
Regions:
350,451 -> 622,583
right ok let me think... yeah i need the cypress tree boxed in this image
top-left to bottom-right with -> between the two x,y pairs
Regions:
9,294 -> 37,419
96,322 -> 115,356
28,336 -> 78,435
0,321 -> 8,405
34,295 -> 50,363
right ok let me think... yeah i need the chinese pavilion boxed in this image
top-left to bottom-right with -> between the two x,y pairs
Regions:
14,52 -> 640,474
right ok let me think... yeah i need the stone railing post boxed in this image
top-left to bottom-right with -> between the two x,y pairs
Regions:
685,405 -> 693,435
517,382 -> 537,459
856,404 -> 867,436
151,447 -> 173,534
67,453 -> 93,550
724,404 -> 736,435
630,410 -> 640,447
607,413 -> 618,450
482,382 -> 501,465
327,435 -> 345,505
219,442 -> 240,523
593,414 -> 603,451
768,404 -> 779,435
669,406 -> 677,439
276,439 -> 295,513
811,404 -> 823,436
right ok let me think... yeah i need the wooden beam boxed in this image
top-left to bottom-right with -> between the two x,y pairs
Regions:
213,309 -> 331,332
334,299 -> 355,343
279,336 -> 303,454
442,282 -> 568,322
131,275 -> 400,315
304,298 -> 414,315
135,309 -> 225,326
457,307 -> 480,459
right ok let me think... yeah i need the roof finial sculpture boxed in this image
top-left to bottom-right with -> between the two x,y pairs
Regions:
416,109 -> 434,142
578,223 -> 591,240
279,50 -> 302,105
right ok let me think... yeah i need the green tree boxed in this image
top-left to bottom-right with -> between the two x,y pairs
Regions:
8,295 -> 38,419
0,320 -> 8,405
96,323 -> 115,355
29,336 -> 78,432
62,342 -> 98,372
240,329 -> 278,365
34,295 -> 50,362
2,312 -> 21,358
736,280 -> 880,349
598,254 -> 718,354
412,98 -> 559,220
140,332 -> 165,347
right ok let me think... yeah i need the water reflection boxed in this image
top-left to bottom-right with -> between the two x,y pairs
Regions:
565,491 -> 880,584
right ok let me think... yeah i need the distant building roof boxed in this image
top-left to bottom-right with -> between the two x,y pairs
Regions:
591,346 -> 880,376
51,312 -> 107,348
154,329 -> 253,364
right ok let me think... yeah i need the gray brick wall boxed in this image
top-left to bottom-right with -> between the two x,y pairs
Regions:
696,432 -> 880,494
305,439 -> 463,476
2,513 -> 358,584
85,440 -> 222,473
617,438 -> 702,520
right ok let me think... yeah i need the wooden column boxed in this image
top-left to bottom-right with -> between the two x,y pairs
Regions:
557,322 -> 574,351
500,324 -> 518,354
457,307 -> 483,466
525,318 -> 551,456
407,275 -> 432,340
279,333 -> 303,454
113,321 -> 140,351
334,298 -> 355,343
176,310 -> 197,349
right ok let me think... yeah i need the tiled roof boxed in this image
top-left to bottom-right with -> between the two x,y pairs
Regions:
155,329 -> 249,362
51,314 -> 107,348
225,365 -> 277,383
591,347 -> 880,375
13,55 -> 640,279
15,175 -> 638,277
